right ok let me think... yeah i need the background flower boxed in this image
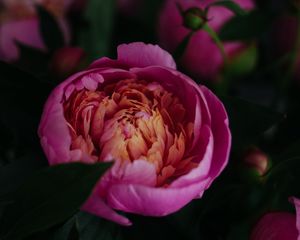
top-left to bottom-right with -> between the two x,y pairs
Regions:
250,198 -> 300,240
158,0 -> 254,81
0,0 -> 72,62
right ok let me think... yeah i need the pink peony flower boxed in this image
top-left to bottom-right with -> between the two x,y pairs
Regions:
0,0 -> 72,62
38,42 -> 231,225
158,0 -> 254,81
250,198 -> 300,240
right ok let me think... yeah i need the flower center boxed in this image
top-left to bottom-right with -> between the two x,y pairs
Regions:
63,79 -> 196,186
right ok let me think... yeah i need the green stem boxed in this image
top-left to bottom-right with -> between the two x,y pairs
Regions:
203,23 -> 228,66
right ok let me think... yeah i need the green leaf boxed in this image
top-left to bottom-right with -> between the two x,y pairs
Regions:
207,0 -> 247,16
277,141 -> 300,161
52,217 -> 76,240
36,5 -> 65,52
0,61 -> 50,113
0,162 -> 112,240
219,10 -> 272,41
173,32 -> 194,61
0,61 -> 51,150
0,153 -> 46,197
78,0 -> 115,61
221,96 -> 284,149
76,212 -> 123,240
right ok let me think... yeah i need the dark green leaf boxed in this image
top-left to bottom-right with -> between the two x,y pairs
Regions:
219,10 -> 273,41
1,162 -> 112,240
221,96 -> 284,149
174,32 -> 193,61
52,217 -> 76,240
76,212 -> 123,240
207,0 -> 247,16
276,140 -> 300,161
15,42 -> 50,77
36,5 -> 65,51
78,0 -> 115,61
0,153 -> 46,198
0,61 -> 51,150
0,61 -> 51,114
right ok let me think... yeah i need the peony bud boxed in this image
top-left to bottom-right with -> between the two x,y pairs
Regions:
250,197 -> 300,240
243,147 -> 270,177
183,7 -> 207,31
158,0 -> 255,81
49,47 -> 86,78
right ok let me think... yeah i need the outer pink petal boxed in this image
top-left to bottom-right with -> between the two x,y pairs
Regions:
292,197 -> 300,240
250,212 -> 298,240
89,57 -> 129,70
82,193 -> 132,226
107,178 -> 210,216
200,86 -> 231,183
39,67 -> 138,165
117,42 -> 176,69
170,125 -> 213,187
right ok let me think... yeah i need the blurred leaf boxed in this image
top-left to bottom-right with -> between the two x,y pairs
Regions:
226,44 -> 257,76
0,153 -> 46,198
0,162 -> 112,240
78,0 -> 115,61
52,217 -> 76,240
174,32 -> 193,61
16,42 -> 50,77
219,10 -> 273,41
221,96 -> 284,149
76,212 -> 123,240
277,140 -> 300,161
0,61 -> 51,151
0,61 -> 50,114
207,0 -> 247,16
37,5 -> 65,52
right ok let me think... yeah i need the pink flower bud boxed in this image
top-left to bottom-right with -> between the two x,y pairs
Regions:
158,0 -> 254,81
243,147 -> 270,176
49,47 -> 86,78
250,198 -> 300,240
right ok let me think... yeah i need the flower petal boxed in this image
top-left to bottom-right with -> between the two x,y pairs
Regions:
107,179 -> 210,216
118,42 -> 176,69
82,193 -> 131,226
200,86 -> 231,183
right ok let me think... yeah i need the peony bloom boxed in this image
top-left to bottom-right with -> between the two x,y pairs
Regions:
38,42 -> 231,225
158,0 -> 254,81
250,198 -> 300,240
0,0 -> 72,62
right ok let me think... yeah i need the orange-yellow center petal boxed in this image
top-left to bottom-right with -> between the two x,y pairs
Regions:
63,79 -> 196,186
